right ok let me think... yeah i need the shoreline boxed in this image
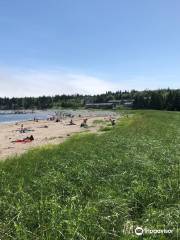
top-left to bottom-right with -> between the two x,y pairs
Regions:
0,109 -> 117,125
0,114 -> 118,160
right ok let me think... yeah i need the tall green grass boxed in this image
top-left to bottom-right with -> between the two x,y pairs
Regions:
0,110 -> 179,239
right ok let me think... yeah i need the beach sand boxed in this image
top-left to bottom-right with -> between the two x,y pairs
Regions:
0,115 -> 114,160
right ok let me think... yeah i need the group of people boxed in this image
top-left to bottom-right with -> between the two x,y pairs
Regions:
47,116 -> 61,122
17,124 -> 35,133
12,123 -> 35,144
12,115 -> 116,144
12,117 -> 89,144
68,118 -> 88,127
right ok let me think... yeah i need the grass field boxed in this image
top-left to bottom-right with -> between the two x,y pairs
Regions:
0,110 -> 179,239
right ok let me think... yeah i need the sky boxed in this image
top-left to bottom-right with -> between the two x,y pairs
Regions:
0,0 -> 179,97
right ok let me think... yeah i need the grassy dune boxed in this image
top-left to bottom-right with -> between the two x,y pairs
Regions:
0,111 -> 179,239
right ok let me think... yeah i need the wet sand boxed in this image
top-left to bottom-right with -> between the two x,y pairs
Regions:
0,115 -> 114,160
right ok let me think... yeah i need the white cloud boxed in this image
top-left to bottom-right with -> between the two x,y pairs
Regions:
0,67 -> 179,97
0,68 -> 118,97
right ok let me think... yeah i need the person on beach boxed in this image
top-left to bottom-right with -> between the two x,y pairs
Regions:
109,115 -> 112,121
111,119 -> 116,126
24,135 -> 34,141
38,125 -> 48,128
11,135 -> 34,143
69,119 -> 76,125
47,116 -> 55,121
20,124 -> 26,133
80,118 -> 88,127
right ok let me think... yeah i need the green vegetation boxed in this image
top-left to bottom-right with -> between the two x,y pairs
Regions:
0,111 -> 179,239
0,89 -> 179,110
99,126 -> 113,132
93,119 -> 113,131
92,119 -> 106,125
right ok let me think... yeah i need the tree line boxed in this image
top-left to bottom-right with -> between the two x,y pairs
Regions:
0,89 -> 179,111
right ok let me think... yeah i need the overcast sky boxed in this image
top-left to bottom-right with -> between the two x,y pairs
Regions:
0,0 -> 180,97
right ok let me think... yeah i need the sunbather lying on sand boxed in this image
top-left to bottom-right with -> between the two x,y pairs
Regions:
11,135 -> 34,143
37,125 -> 48,128
15,128 -> 34,133
55,118 -> 60,122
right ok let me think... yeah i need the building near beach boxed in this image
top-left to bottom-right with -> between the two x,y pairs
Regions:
85,99 -> 134,109
85,103 -> 114,109
108,99 -> 134,107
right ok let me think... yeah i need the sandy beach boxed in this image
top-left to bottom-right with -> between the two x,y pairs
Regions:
0,114 -> 117,160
